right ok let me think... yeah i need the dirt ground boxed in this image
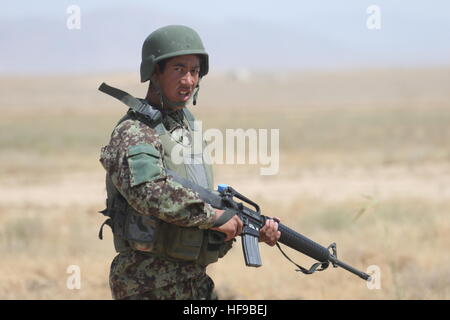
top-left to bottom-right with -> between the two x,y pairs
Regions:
0,68 -> 449,299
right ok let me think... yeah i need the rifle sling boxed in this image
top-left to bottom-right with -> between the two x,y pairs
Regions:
212,208 -> 236,227
275,242 -> 329,275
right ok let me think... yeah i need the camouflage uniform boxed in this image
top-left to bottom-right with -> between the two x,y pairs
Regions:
99,25 -> 231,300
100,110 -> 225,300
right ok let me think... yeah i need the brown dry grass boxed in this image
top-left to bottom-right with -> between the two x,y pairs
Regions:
0,68 -> 449,299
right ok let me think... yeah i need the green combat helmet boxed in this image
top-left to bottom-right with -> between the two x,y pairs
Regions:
140,25 -> 209,107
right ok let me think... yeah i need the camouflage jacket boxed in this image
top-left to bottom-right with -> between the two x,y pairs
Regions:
99,110 -> 218,299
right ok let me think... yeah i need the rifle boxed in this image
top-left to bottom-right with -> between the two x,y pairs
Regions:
167,170 -> 372,282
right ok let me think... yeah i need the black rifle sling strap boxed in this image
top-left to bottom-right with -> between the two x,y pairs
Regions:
99,82 -> 148,114
98,82 -> 165,133
275,242 -> 331,275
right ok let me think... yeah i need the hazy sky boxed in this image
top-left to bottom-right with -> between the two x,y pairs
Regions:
2,1 -> 449,74
3,0 -> 450,20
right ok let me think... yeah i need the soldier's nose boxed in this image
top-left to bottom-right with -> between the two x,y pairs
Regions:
181,72 -> 195,86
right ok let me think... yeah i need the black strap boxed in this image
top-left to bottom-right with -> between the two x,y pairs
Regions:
98,218 -> 113,240
166,169 -> 224,209
99,82 -> 147,113
211,208 -> 236,227
275,242 -> 330,275
99,82 -> 166,134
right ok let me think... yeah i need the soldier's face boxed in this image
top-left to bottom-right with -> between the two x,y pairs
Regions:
155,55 -> 201,106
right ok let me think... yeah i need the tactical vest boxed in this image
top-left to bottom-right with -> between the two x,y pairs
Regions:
98,83 -> 232,266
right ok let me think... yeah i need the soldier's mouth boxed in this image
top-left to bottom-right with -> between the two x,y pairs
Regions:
177,88 -> 192,99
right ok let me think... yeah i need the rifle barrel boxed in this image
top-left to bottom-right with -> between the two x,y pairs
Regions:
328,256 -> 372,281
277,222 -> 371,281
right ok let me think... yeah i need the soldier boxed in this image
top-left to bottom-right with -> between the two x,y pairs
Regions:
98,25 -> 281,300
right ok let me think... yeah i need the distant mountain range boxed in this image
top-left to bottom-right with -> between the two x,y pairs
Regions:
1,6 -> 449,75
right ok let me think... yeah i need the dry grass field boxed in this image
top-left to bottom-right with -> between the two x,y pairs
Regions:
0,68 -> 449,299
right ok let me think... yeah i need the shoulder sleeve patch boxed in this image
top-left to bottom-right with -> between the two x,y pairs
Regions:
127,143 -> 163,187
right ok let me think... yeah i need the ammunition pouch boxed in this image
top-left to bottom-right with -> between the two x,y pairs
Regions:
157,223 -> 204,261
155,225 -> 233,266
197,230 -> 234,267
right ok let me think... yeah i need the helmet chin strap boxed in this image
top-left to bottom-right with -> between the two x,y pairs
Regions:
192,83 -> 200,106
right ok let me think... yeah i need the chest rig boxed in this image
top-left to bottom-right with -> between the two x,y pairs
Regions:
98,83 -> 231,266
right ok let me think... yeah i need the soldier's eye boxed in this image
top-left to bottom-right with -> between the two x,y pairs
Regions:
173,66 -> 184,72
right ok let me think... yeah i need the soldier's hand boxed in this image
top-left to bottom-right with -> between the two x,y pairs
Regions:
259,217 -> 281,246
211,209 -> 243,241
